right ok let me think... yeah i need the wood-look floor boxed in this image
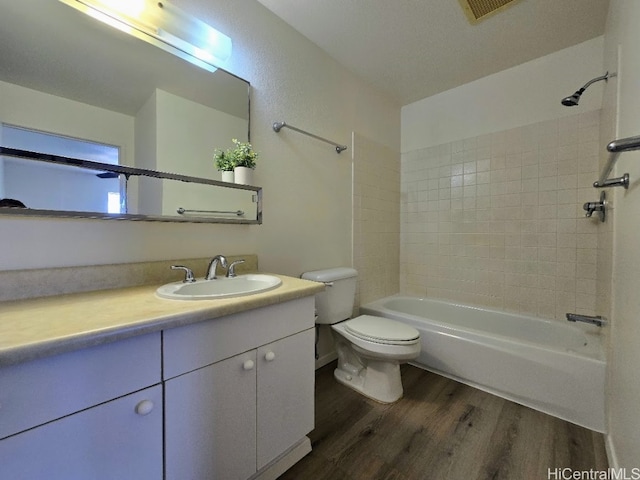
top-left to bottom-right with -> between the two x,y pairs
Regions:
279,363 -> 608,480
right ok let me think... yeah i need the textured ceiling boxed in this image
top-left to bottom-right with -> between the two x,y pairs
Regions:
254,0 -> 610,105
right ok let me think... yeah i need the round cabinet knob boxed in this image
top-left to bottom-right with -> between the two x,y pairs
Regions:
264,351 -> 276,362
135,399 -> 154,416
243,359 -> 255,371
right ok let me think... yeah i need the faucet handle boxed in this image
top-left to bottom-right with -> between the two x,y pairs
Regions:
226,259 -> 246,278
171,265 -> 196,283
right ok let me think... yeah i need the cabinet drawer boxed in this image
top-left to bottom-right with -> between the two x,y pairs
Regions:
0,332 -> 161,439
163,296 -> 315,379
0,385 -> 163,480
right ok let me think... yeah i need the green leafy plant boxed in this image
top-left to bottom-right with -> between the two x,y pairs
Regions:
213,148 -> 234,172
229,138 -> 258,169
214,139 -> 259,171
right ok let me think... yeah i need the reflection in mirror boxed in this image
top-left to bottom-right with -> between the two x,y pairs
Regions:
0,147 -> 262,224
0,0 -> 255,223
59,0 -> 233,75
2,124 -> 126,213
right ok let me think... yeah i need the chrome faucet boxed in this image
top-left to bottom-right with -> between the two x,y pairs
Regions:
566,313 -> 607,327
205,255 -> 228,280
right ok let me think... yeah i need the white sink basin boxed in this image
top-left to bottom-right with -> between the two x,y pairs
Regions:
156,274 -> 282,300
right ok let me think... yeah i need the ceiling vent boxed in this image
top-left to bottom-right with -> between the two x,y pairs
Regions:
458,0 -> 520,24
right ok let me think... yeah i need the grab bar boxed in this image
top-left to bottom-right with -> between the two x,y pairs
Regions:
273,121 -> 348,154
177,207 -> 244,216
608,134 -> 640,153
593,134 -> 640,189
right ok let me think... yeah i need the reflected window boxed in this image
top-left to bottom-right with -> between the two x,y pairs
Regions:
107,192 -> 121,214
2,125 -> 120,164
0,124 -> 125,213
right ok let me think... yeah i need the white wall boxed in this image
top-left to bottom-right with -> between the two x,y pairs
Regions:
132,89 -> 254,217
0,81 -> 135,167
602,0 -> 640,468
155,89 -> 247,179
135,91 -> 160,216
207,0 -> 400,275
401,37 -> 605,152
0,0 -> 400,274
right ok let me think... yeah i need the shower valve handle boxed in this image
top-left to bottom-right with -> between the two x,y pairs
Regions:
582,192 -> 606,222
583,202 -> 602,217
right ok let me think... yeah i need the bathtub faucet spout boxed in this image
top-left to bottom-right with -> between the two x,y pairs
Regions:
566,313 -> 607,327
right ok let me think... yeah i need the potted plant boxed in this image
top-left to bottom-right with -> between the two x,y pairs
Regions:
214,148 -> 235,182
229,138 -> 258,185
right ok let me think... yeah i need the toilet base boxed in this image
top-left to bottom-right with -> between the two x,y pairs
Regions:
334,357 -> 404,404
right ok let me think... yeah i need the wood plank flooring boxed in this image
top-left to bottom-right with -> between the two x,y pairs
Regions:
279,363 -> 608,480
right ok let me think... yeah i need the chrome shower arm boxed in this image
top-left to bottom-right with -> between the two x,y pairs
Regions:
580,72 -> 610,90
561,72 -> 614,106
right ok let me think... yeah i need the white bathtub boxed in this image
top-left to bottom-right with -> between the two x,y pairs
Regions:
360,296 -> 606,432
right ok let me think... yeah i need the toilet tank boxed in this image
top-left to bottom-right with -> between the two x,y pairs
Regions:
301,267 -> 357,324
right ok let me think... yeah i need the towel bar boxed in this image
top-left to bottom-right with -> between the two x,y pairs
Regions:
273,121 -> 348,154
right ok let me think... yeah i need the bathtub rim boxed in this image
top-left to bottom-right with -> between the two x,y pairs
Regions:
360,294 -> 605,362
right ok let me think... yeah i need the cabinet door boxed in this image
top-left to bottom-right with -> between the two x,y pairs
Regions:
0,385 -> 163,480
165,350 -> 257,480
257,328 -> 315,469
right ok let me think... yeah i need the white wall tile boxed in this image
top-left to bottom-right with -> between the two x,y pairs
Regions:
400,111 -> 600,319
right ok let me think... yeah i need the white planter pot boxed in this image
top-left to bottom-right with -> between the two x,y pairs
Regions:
221,170 -> 234,183
234,166 -> 253,185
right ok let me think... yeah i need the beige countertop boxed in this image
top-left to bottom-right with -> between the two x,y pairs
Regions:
0,274 -> 324,366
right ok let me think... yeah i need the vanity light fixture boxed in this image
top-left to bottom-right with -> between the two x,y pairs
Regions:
59,0 -> 232,73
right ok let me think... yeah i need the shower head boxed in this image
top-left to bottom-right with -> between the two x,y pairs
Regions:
561,88 -> 585,106
561,72 -> 613,107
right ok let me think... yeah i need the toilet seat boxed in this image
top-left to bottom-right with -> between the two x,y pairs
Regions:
344,315 -> 420,345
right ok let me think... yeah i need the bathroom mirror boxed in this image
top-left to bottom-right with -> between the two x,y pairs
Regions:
0,0 -> 258,224
0,147 -> 261,224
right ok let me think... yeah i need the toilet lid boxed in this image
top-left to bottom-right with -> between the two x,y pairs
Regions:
344,315 -> 420,344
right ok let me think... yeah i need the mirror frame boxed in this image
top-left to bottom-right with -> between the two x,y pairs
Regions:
0,147 -> 262,224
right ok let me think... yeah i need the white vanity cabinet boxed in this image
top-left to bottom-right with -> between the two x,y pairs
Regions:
0,289 -> 318,480
164,296 -> 315,480
256,331 -> 315,470
165,350 -> 258,479
0,333 -> 162,480
0,386 -> 163,480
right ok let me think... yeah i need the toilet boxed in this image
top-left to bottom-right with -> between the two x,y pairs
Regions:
301,267 -> 420,403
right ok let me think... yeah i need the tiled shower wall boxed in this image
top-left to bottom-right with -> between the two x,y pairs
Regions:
353,132 -> 401,307
400,111 -> 601,320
